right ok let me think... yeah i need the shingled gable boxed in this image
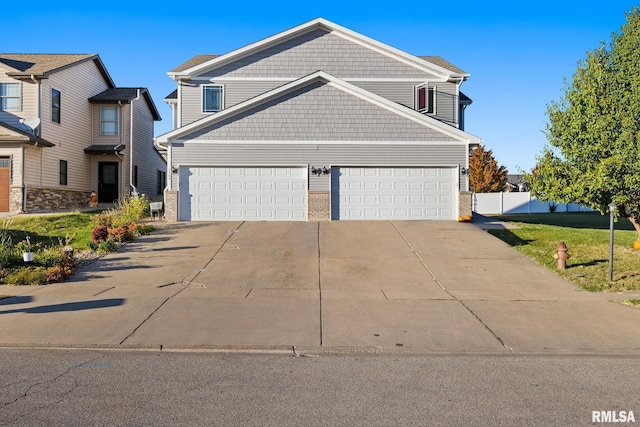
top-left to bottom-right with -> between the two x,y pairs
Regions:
156,71 -> 480,145
0,122 -> 55,147
167,18 -> 469,82
0,54 -> 115,87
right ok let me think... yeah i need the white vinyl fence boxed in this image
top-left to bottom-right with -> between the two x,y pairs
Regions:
473,192 -> 594,215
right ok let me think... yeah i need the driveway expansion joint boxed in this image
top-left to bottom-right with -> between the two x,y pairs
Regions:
390,221 -> 512,352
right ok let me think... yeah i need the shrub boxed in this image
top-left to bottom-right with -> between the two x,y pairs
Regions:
113,194 -> 150,225
108,225 -> 133,242
97,239 -> 117,254
45,259 -> 75,283
4,267 -> 47,286
0,220 -> 14,265
92,226 -> 109,244
92,211 -> 115,228
34,249 -> 66,268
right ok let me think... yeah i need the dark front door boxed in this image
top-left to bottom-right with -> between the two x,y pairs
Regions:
98,162 -> 119,203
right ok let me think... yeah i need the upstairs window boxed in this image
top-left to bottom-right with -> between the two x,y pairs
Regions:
417,85 -> 435,114
202,85 -> 223,113
101,107 -> 119,135
51,89 -> 61,123
0,83 -> 21,111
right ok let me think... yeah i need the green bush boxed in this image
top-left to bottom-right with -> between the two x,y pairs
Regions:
97,239 -> 117,254
4,267 -> 47,286
33,249 -> 66,268
0,220 -> 15,265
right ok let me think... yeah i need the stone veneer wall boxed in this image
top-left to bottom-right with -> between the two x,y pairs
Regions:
25,188 -> 92,213
164,190 -> 178,221
458,191 -> 472,218
9,186 -> 23,213
308,191 -> 330,221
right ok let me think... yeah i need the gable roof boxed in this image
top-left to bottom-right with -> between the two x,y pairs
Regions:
156,71 -> 480,145
0,121 -> 55,147
170,54 -> 220,73
89,87 -> 161,121
0,54 -> 115,87
168,18 -> 469,82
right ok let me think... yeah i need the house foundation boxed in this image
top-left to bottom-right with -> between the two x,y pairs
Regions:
24,187 -> 92,213
459,191 -> 472,218
164,190 -> 178,222
308,191 -> 331,221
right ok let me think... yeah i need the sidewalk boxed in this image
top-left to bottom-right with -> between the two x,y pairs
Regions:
1,220 -> 639,354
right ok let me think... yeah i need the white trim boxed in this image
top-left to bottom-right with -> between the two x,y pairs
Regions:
156,71 -> 481,145
187,76 -> 448,83
172,140 -> 471,146
201,84 -> 224,113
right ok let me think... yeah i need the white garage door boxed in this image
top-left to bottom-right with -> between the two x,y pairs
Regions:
331,167 -> 457,220
179,167 -> 307,221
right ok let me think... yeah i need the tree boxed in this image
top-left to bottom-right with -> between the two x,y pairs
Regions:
527,8 -> 640,239
469,145 -> 508,192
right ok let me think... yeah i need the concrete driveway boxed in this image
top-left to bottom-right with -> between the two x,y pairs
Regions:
1,220 -> 640,354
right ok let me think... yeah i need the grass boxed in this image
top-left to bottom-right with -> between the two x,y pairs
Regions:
3,210 -> 102,250
487,212 -> 640,292
622,299 -> 640,308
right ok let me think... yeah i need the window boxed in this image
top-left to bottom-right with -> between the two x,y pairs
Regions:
202,85 -> 223,113
157,170 -> 166,195
101,107 -> 118,135
52,89 -> 61,123
59,160 -> 67,185
0,83 -> 20,111
133,165 -> 138,187
417,85 -> 435,114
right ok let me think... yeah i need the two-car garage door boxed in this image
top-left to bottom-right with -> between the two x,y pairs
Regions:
179,166 -> 457,221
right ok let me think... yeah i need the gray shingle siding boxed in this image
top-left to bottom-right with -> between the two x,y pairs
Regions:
201,29 -> 438,79
185,82 -> 458,142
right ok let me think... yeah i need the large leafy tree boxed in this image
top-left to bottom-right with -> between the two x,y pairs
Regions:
469,145 -> 508,192
527,8 -> 640,238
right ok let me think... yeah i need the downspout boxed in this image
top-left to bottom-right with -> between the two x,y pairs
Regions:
129,89 -> 140,196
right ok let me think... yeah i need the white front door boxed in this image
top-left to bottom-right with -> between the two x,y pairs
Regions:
179,166 -> 308,221
331,167 -> 457,220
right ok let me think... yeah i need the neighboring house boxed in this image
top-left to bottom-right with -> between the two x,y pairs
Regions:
156,18 -> 482,221
0,54 -> 165,214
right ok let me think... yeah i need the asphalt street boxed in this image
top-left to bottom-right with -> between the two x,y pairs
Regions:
1,349 -> 639,426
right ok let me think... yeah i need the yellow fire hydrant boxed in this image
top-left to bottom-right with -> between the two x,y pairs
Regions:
556,241 -> 570,269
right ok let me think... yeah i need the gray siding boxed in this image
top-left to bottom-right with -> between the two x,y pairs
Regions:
351,81 -> 420,109
200,29 -> 438,79
170,143 -> 468,191
186,82 -> 458,142
179,80 -> 284,126
432,82 -> 458,126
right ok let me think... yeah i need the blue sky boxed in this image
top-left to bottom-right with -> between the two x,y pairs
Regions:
4,1 -> 638,172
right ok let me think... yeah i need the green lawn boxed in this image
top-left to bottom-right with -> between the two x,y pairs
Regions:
2,211 -> 101,250
487,212 -> 640,292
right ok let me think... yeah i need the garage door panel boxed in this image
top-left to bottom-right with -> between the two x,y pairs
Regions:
332,167 -> 457,220
179,167 -> 307,221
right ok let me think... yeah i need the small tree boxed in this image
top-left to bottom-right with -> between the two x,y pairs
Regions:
469,145 -> 508,192
527,8 -> 640,239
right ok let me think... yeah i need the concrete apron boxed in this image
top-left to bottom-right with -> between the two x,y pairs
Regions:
1,221 -> 639,354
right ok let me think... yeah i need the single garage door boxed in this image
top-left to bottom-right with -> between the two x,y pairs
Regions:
179,166 -> 307,221
331,167 -> 457,220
